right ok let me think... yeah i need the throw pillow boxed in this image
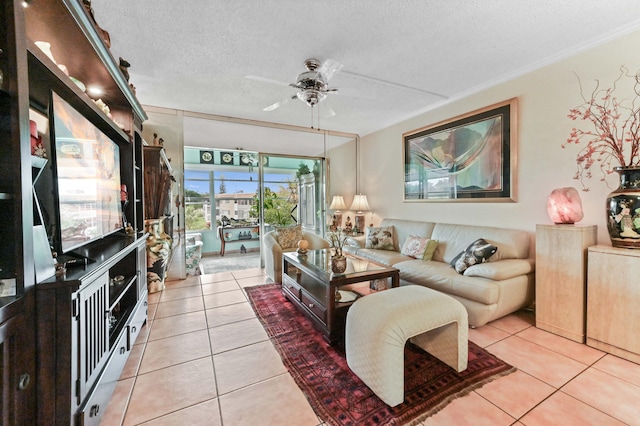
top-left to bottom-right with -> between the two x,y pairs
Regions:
275,225 -> 302,249
365,226 -> 395,250
422,239 -> 439,261
450,238 -> 498,274
400,235 -> 430,258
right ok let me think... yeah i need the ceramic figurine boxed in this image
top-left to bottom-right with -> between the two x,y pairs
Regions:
119,57 -> 131,81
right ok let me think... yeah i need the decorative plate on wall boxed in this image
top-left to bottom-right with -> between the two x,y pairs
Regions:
220,151 -> 234,165
200,150 -> 214,164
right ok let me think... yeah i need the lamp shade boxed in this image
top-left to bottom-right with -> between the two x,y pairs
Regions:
350,194 -> 370,213
329,195 -> 347,211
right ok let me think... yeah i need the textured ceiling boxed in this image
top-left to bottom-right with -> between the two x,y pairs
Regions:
91,0 -> 640,145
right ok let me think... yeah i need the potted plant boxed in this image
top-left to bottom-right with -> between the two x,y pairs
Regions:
564,65 -> 640,248
328,230 -> 349,274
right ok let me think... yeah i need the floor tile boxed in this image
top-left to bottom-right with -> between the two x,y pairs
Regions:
214,340 -> 287,394
208,318 -> 269,354
139,399 -> 221,426
101,377 -> 135,426
520,390 -> 626,425
123,357 -> 217,425
139,329 -> 212,374
218,374 -> 318,426
487,335 -> 588,388
236,276 -> 270,288
203,289 -> 247,309
148,291 -> 162,305
147,303 -> 159,320
517,326 -> 605,365
487,310 -> 534,334
148,311 -> 207,341
163,276 -> 200,289
423,390 -> 514,425
592,353 -> 640,387
120,342 -> 146,379
201,279 -> 240,295
474,370 -> 555,419
469,323 -> 511,348
159,285 -> 203,302
232,268 -> 265,279
199,271 -> 235,284
136,320 -> 152,344
206,302 -> 256,328
154,296 -> 204,319
561,366 -> 640,424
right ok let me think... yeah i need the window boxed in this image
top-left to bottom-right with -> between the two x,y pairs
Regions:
184,169 -> 261,231
184,171 -> 211,230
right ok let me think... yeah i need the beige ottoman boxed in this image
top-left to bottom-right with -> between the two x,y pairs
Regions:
345,285 -> 468,407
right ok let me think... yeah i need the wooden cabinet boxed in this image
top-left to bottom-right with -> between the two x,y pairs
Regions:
535,224 -> 596,342
0,308 -> 35,426
1,0 -> 149,423
37,237 -> 147,425
587,245 -> 640,364
1,0 -> 38,421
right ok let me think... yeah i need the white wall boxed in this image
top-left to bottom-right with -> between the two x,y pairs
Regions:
354,29 -> 640,246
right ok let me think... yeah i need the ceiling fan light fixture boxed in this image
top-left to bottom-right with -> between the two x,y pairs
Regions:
296,89 -> 326,107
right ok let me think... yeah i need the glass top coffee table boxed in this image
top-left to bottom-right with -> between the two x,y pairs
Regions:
282,249 -> 399,345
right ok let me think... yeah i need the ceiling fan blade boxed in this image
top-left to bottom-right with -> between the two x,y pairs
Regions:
263,95 -> 294,112
323,105 -> 336,117
319,59 -> 344,82
246,75 -> 291,86
333,86 -> 376,99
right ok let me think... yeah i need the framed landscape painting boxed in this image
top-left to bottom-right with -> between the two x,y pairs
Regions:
403,98 -> 517,202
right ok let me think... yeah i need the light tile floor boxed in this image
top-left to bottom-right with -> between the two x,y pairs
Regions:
101,268 -> 640,425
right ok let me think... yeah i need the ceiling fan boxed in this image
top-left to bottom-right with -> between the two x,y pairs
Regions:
247,58 -> 344,112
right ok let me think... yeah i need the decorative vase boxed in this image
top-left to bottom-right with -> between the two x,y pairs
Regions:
331,256 -> 347,274
145,219 -> 171,293
606,166 -> 640,248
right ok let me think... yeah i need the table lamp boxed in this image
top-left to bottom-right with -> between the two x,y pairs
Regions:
350,194 -> 370,234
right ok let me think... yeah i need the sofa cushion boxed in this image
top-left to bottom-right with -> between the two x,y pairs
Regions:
400,236 -> 430,258
450,238 -> 498,274
274,225 -> 302,249
394,259 -> 500,305
422,239 -> 439,261
365,226 -> 395,250
431,223 -> 530,263
463,258 -> 534,280
380,219 -> 435,251
350,248 -> 412,267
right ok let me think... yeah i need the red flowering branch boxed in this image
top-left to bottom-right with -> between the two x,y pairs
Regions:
563,66 -> 640,190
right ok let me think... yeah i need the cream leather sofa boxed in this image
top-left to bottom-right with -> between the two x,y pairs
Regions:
344,218 -> 535,327
263,229 -> 330,283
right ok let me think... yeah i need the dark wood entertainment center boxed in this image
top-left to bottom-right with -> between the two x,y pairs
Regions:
1,1 -> 150,424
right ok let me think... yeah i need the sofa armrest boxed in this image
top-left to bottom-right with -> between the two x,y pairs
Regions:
346,235 -> 366,249
463,258 -> 535,280
263,231 -> 283,282
302,231 -> 331,249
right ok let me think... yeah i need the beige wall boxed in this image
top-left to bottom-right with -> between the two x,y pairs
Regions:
348,29 -> 640,246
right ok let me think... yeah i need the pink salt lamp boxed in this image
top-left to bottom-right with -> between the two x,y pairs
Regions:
546,187 -> 584,224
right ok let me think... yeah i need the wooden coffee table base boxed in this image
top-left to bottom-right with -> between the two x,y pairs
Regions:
282,251 -> 399,345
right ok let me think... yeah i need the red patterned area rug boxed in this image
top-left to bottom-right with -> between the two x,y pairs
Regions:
245,284 -> 515,426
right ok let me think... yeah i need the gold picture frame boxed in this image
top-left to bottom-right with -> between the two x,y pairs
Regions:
403,98 -> 517,202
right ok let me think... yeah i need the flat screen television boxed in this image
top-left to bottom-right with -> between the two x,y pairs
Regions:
50,91 -> 123,254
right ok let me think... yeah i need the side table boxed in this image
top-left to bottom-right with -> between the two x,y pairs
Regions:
587,245 -> 640,364
535,224 -> 596,343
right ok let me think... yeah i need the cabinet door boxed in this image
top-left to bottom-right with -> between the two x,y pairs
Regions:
137,242 -> 147,299
0,312 -> 30,426
77,274 -> 110,405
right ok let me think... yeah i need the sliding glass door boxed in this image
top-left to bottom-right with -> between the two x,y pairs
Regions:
183,148 -> 325,268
